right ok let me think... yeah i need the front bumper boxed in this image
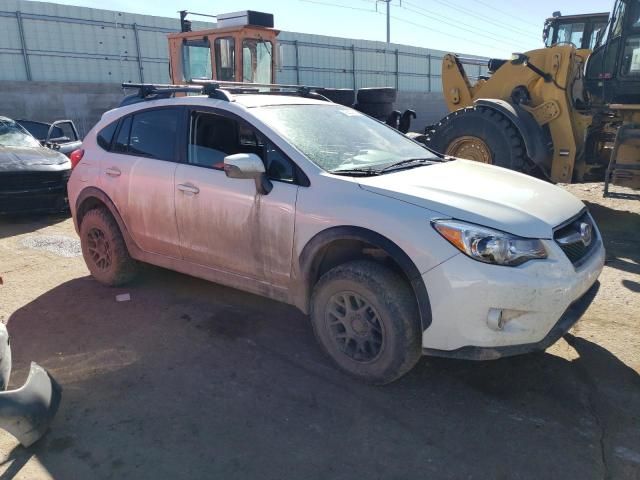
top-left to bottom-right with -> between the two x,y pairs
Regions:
421,236 -> 605,357
424,281 -> 599,360
0,363 -> 62,447
0,325 -> 61,447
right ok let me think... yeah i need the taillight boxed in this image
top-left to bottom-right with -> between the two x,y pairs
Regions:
69,149 -> 84,169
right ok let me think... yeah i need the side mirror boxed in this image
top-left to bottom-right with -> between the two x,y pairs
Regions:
223,153 -> 273,195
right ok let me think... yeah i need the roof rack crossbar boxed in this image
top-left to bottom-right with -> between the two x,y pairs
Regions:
120,81 -> 330,105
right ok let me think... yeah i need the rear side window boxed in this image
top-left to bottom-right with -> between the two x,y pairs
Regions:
129,109 -> 179,161
113,116 -> 131,154
97,121 -> 118,150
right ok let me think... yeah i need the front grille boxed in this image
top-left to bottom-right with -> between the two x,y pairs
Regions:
554,211 -> 598,266
0,170 -> 71,193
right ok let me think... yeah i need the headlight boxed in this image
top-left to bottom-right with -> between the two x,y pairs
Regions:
432,219 -> 547,266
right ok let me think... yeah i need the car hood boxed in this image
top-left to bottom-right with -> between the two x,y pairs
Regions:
357,159 -> 584,238
0,146 -> 70,172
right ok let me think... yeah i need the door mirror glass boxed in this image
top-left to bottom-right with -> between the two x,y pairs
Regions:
223,153 -> 265,179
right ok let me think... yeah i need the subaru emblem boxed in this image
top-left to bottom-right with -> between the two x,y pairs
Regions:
579,222 -> 593,246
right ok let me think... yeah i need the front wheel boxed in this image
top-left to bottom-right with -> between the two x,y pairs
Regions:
310,260 -> 422,384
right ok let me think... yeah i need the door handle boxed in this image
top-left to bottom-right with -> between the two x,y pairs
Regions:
105,167 -> 121,177
177,183 -> 200,195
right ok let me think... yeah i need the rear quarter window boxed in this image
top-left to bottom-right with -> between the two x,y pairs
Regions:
97,121 -> 118,150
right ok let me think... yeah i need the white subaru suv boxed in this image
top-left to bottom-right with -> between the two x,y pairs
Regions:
68,84 -> 604,384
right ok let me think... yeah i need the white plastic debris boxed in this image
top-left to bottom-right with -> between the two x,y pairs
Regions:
115,293 -> 131,302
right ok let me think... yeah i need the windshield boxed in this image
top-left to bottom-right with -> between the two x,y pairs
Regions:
251,104 -> 437,173
0,119 -> 41,148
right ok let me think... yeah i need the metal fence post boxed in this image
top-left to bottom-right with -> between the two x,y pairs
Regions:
395,48 -> 399,90
427,54 -> 431,92
132,23 -> 144,82
294,40 -> 300,85
351,44 -> 356,89
15,11 -> 32,81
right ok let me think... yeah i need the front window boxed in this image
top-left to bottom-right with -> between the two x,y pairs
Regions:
557,22 -> 586,47
182,39 -> 212,81
214,37 -> 235,81
251,105 -> 437,173
0,118 -> 41,148
242,39 -> 272,83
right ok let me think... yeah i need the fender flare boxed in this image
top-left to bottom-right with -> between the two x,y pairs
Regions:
74,187 -> 141,256
474,98 -> 552,177
296,226 -> 432,331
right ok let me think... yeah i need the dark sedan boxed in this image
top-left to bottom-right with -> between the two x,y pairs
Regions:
0,116 -> 72,215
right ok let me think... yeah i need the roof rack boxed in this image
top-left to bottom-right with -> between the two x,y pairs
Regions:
120,81 -> 330,107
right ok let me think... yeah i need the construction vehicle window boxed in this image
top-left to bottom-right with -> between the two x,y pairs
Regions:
242,39 -> 272,83
557,23 -> 585,46
590,22 -> 608,49
612,2 -> 627,38
622,36 -> 640,75
182,40 -> 212,81
214,37 -> 235,81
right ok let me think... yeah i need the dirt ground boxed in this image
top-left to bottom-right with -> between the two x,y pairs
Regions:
0,182 -> 638,480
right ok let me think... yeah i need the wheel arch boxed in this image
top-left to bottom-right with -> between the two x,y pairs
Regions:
74,187 -> 140,256
296,226 -> 432,332
474,98 -> 552,176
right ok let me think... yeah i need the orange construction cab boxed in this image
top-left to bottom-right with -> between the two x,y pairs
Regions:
168,11 -> 279,85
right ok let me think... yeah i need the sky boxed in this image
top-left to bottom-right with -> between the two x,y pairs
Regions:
47,0 -> 615,58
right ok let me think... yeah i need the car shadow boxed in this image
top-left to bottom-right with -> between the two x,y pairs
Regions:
0,213 -> 70,240
584,200 -> 640,275
4,268 -> 640,480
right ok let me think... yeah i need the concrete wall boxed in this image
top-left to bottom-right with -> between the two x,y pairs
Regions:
1,82 -> 449,137
1,81 -> 124,137
395,91 -> 449,132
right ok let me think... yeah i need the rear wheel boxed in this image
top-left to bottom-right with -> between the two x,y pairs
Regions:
425,105 -> 528,171
80,208 -> 138,286
310,260 -> 422,384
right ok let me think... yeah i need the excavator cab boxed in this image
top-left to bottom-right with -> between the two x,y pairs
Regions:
168,11 -> 278,85
585,0 -> 640,104
543,11 -> 609,50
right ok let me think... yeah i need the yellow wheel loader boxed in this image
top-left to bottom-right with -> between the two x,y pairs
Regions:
423,0 -> 640,192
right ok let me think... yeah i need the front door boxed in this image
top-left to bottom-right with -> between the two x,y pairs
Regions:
174,109 -> 298,286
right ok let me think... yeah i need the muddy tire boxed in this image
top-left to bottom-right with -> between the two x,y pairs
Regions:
425,105 -> 527,171
80,208 -> 138,286
310,260 -> 421,385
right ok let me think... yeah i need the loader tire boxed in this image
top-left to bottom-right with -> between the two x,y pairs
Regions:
316,88 -> 355,106
357,87 -> 397,104
424,106 -> 527,171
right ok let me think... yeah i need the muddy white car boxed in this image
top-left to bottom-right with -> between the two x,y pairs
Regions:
67,85 -> 604,384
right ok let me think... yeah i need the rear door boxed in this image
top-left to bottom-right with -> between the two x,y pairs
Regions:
98,107 -> 184,259
174,108 -> 299,286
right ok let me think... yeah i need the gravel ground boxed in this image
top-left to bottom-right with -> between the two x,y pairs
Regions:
0,182 -> 637,479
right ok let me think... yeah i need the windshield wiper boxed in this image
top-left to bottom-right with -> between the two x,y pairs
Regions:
380,157 -> 436,173
329,167 -> 382,176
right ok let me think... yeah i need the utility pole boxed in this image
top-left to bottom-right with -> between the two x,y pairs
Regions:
377,0 -> 400,44
386,0 -> 390,43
